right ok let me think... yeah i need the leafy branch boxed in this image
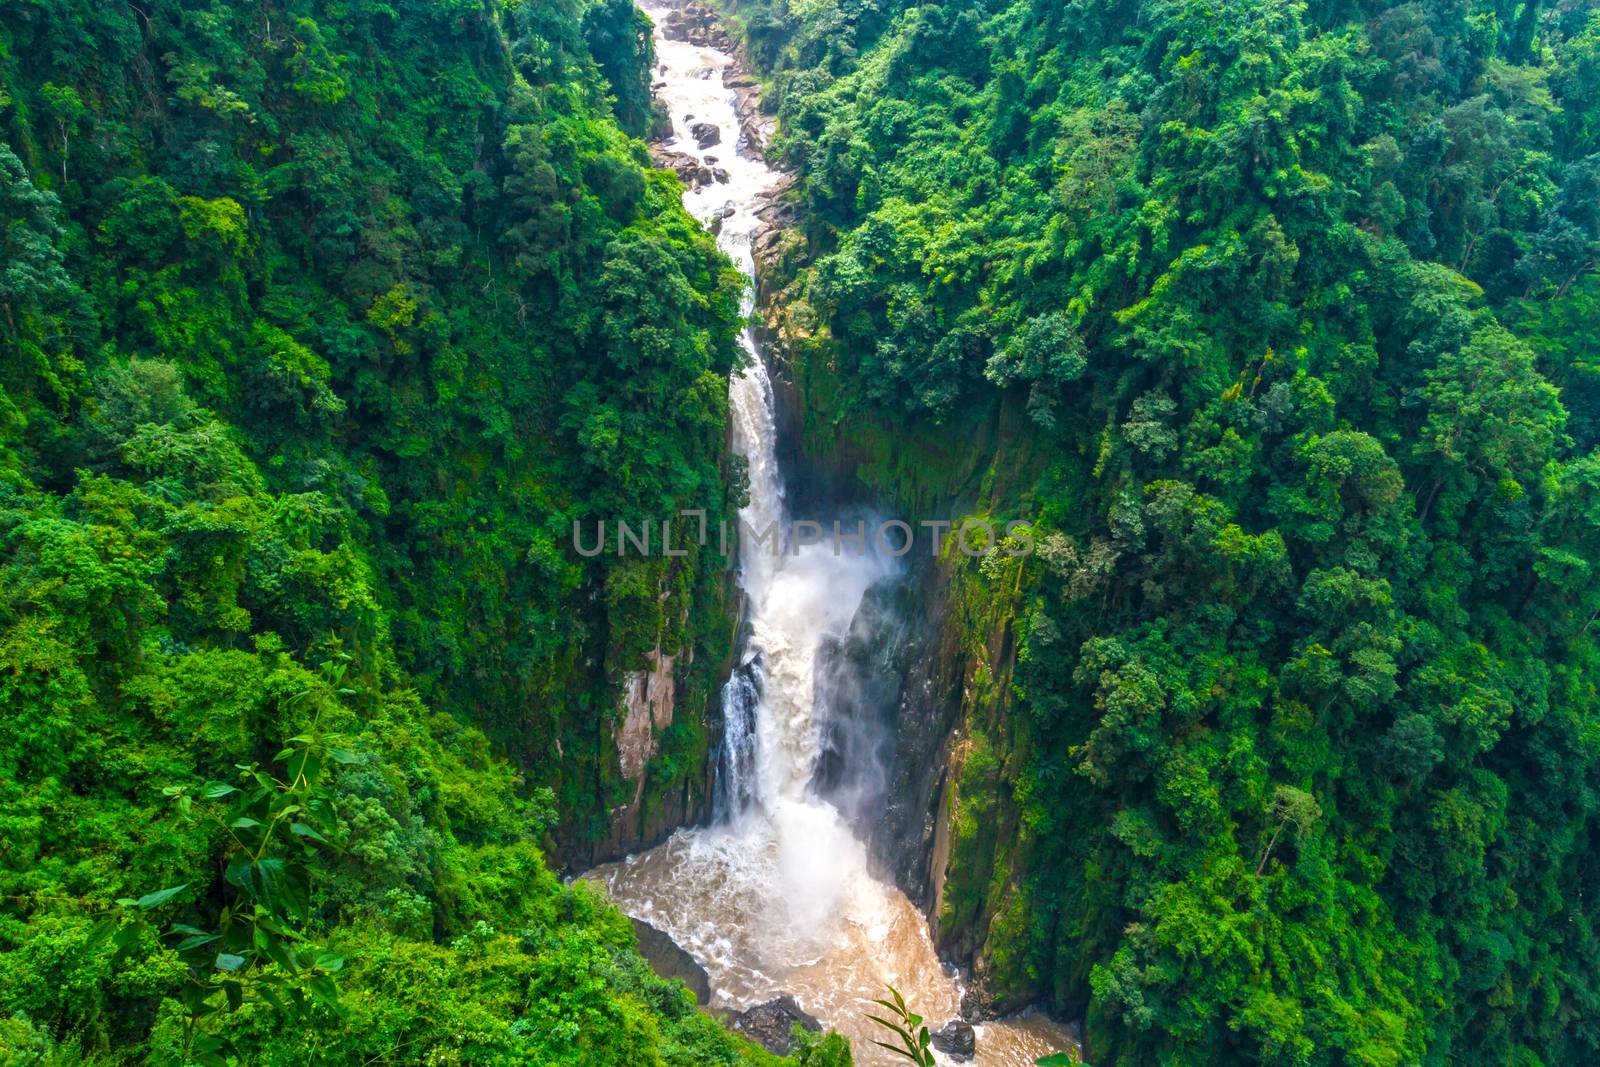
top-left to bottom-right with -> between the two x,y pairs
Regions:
865,986 -> 935,1066
88,726 -> 352,1066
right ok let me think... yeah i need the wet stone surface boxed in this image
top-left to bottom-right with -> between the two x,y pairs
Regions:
933,1020 -> 978,1060
730,994 -> 822,1054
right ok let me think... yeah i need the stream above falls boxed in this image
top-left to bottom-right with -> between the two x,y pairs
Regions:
585,8 -> 1077,1064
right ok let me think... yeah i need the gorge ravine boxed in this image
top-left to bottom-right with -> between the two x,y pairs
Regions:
585,6 -> 1075,1064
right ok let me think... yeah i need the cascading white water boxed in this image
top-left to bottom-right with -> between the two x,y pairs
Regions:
588,9 -> 1075,1064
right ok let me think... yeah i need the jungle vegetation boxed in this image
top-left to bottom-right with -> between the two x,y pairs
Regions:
6,0 -> 1600,1061
0,0 -> 842,1062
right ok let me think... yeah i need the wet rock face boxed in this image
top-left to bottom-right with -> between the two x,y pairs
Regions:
729,995 -> 822,1054
574,642 -> 709,868
812,575 -> 909,831
932,1020 -> 977,1060
630,918 -> 710,1005
959,982 -> 999,1022
750,173 -> 799,298
615,650 -> 676,789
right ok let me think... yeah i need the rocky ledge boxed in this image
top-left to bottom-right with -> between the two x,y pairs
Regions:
648,145 -> 731,193
629,917 -> 711,1006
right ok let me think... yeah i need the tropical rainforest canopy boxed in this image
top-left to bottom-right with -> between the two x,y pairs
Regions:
1,0 -> 1597,1063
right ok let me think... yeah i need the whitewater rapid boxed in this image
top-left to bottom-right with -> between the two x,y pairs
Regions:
587,8 -> 1075,1065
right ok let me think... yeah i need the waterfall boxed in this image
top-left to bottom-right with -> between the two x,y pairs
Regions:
585,8 -> 1074,1062
714,657 -> 759,818
655,4 -> 898,821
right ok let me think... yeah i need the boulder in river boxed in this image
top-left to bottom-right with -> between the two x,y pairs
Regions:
690,121 -> 721,148
931,1020 -> 977,1060
729,995 -> 821,1054
629,918 -> 710,1006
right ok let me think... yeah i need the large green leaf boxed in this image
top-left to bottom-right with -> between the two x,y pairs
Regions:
135,883 -> 190,909
225,858 -> 309,917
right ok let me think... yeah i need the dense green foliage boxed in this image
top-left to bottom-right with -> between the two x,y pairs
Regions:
0,0 -> 822,1060
720,0 -> 1600,1063
2,0 -> 750,848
